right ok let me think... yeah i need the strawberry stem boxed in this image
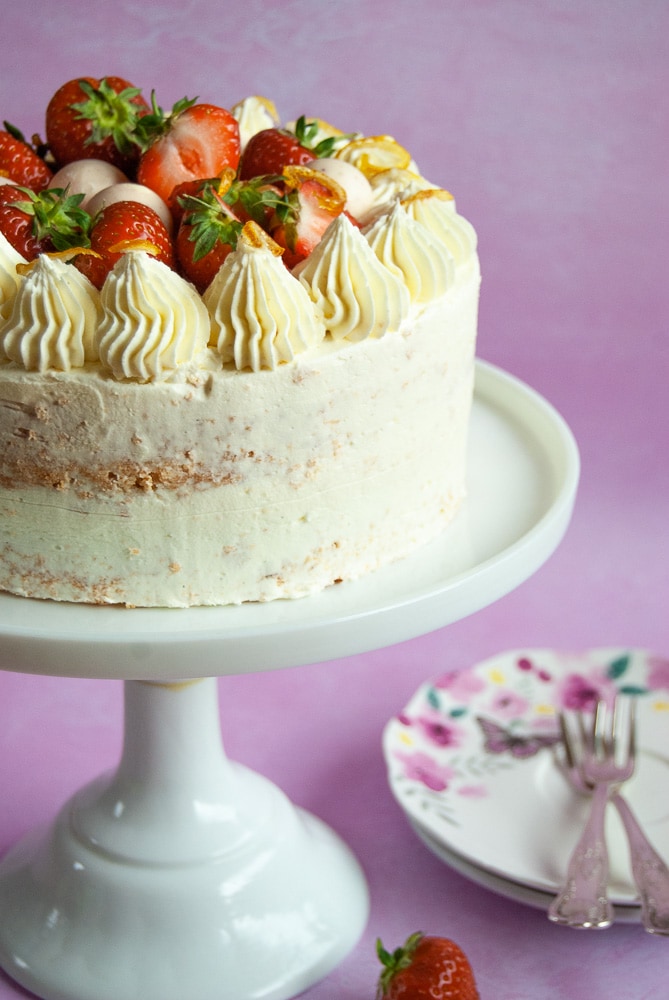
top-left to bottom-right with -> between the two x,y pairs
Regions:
9,186 -> 92,251
292,115 -> 352,158
179,181 -> 244,262
376,932 -> 424,1000
133,93 -> 198,152
70,78 -> 146,155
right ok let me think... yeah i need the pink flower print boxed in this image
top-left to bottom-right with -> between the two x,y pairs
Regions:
433,668 -> 486,702
414,714 -> 464,748
556,671 -> 615,712
647,657 -> 669,692
457,784 -> 488,799
395,750 -> 455,792
516,655 -> 551,682
488,689 -> 530,720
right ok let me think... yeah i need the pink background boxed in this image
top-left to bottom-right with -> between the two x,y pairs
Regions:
1,1 -> 668,997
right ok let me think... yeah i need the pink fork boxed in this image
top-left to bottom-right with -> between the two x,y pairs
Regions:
549,699 -> 633,928
550,699 -> 669,934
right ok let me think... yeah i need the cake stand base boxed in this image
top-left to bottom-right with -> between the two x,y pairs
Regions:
0,678 -> 369,1000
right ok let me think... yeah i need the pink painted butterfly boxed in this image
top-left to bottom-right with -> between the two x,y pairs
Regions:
476,716 -> 560,759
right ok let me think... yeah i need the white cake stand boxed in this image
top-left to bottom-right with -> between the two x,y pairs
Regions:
0,361 -> 579,1000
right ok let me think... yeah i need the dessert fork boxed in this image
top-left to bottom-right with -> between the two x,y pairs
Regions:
553,702 -> 669,935
548,699 -> 633,929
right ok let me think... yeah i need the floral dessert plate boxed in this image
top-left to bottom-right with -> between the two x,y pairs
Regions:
407,816 -> 641,922
382,648 -> 669,905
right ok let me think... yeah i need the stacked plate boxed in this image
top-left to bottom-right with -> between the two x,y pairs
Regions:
382,648 -> 669,923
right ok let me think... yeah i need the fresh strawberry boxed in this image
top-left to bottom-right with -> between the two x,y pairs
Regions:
74,200 -> 174,289
168,177 -> 208,227
45,76 -> 149,173
239,115 -> 340,180
0,125 -> 53,191
227,175 -> 286,230
239,126 -> 314,181
376,933 -> 479,1000
136,95 -> 240,211
0,184 -> 90,260
175,177 -> 244,293
269,165 -> 345,269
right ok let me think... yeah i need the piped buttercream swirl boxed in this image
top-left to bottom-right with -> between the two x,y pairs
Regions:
0,254 -> 100,370
402,190 -> 477,266
295,214 -> 409,342
97,252 -> 209,382
231,95 -> 279,150
364,201 -> 455,303
204,229 -> 324,371
0,231 -> 27,326
366,167 -> 436,220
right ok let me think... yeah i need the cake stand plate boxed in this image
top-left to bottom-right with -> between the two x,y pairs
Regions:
0,361 -> 579,1000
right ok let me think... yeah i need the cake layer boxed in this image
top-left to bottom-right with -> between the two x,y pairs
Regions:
0,258 -> 479,606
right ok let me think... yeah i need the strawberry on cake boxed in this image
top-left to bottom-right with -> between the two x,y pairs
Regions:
0,77 -> 480,607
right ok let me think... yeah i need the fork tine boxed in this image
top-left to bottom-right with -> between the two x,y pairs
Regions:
594,699 -> 611,758
558,712 -> 577,770
577,709 -> 590,754
628,699 -> 637,763
612,694 -> 636,767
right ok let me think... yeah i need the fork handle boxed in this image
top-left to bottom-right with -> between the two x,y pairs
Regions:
548,783 -> 613,928
612,792 -> 669,935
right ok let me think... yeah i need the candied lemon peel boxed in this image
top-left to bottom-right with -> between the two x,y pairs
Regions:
239,220 -> 284,256
401,188 -> 455,207
282,165 -> 347,213
15,246 -> 101,274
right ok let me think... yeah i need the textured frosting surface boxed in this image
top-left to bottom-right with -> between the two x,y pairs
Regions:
0,257 -> 479,606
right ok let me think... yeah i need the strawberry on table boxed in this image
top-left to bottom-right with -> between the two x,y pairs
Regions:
45,76 -> 149,174
269,165 -> 346,269
376,932 -> 480,1000
74,200 -> 174,289
136,96 -> 241,211
0,184 -> 90,260
239,115 -> 340,180
0,126 -> 53,192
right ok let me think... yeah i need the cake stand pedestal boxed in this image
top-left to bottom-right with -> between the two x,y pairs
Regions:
0,676 -> 366,1000
0,362 -> 579,1000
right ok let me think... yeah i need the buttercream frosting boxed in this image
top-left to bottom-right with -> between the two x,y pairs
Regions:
365,168 -> 437,220
0,231 -> 26,325
0,253 -> 100,371
97,251 -> 210,382
295,214 -> 409,341
204,227 -> 324,371
402,189 -> 477,266
231,95 -> 280,149
364,201 -> 455,303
